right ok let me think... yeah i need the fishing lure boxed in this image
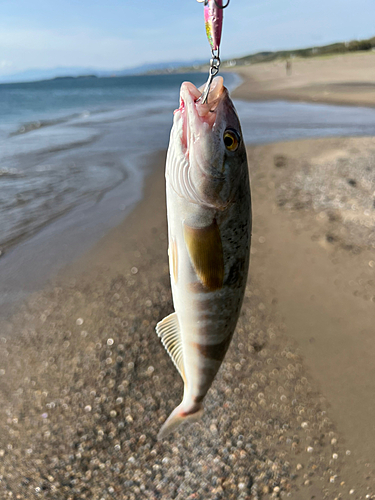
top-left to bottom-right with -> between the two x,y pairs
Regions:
197,0 -> 230,103
203,0 -> 225,51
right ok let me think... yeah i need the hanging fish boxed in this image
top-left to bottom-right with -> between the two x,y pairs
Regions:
156,76 -> 251,439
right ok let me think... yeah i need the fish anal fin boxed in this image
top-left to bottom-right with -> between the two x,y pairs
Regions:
155,312 -> 186,383
183,219 -> 224,291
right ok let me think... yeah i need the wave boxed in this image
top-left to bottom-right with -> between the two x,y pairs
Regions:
8,110 -> 96,137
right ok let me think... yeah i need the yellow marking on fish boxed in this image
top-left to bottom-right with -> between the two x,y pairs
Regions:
183,219 -> 224,291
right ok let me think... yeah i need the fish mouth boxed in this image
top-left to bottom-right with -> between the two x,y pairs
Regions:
175,77 -> 226,153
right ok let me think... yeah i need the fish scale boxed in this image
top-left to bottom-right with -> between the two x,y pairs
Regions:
156,76 -> 251,439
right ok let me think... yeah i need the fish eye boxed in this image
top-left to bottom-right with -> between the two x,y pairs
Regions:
223,129 -> 240,151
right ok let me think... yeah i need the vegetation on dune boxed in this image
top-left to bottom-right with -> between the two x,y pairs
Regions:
228,36 -> 375,67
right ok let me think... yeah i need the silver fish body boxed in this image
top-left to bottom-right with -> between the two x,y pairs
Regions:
156,77 -> 251,438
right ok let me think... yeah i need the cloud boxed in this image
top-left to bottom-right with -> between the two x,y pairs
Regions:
0,60 -> 12,68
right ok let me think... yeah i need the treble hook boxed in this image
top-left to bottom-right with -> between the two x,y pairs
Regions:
198,50 -> 220,104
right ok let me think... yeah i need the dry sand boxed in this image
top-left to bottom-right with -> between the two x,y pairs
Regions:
232,51 -> 375,108
1,57 -> 375,498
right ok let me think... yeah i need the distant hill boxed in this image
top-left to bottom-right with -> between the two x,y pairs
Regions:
0,67 -> 101,83
0,60 -> 207,84
225,37 -> 375,67
136,36 -> 375,74
2,35 -> 375,84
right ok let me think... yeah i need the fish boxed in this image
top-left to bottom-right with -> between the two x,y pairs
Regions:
156,76 -> 251,439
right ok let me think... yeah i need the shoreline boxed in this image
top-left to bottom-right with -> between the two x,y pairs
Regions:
0,71 -> 218,318
0,151 -> 147,320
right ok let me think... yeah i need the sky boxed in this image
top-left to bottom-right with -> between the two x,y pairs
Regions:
1,0 -> 375,77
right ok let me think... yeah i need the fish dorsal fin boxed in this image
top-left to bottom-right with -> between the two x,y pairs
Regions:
183,219 -> 224,291
156,313 -> 186,383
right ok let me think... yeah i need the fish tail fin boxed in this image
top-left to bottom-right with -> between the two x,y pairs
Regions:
158,401 -> 203,440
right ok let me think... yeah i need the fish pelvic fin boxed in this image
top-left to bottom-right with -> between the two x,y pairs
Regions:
158,401 -> 203,440
156,312 -> 186,384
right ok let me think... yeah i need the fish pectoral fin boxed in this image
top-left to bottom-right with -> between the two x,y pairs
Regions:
183,219 -> 224,291
156,312 -> 186,383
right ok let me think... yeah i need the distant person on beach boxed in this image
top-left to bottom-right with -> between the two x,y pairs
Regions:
286,58 -> 292,75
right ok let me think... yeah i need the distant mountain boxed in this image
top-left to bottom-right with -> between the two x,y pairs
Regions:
0,60 -> 207,84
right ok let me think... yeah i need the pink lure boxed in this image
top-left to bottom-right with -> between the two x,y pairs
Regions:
204,0 -> 223,51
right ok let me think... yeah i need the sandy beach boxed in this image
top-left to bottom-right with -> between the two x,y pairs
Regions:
232,51 -> 375,108
1,53 -> 375,499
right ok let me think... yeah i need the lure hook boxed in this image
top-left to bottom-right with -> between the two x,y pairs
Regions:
198,50 -> 220,104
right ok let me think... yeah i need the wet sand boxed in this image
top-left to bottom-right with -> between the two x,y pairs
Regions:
232,51 -> 375,108
1,136 -> 375,498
